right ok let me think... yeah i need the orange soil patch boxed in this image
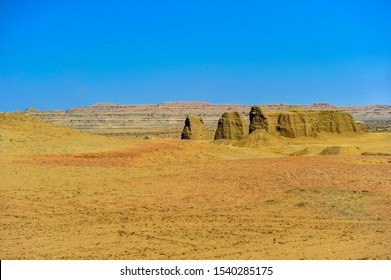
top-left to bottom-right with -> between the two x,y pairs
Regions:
1,149 -> 390,259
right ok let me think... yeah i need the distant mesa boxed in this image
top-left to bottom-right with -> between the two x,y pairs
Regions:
23,106 -> 37,112
214,111 -> 248,140
249,106 -> 365,138
159,101 -> 210,106
20,101 -> 388,138
92,102 -> 117,106
181,115 -> 212,140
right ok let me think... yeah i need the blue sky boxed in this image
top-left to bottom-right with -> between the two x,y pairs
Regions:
0,0 -> 390,111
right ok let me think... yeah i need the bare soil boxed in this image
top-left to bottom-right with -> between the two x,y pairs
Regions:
1,113 -> 390,259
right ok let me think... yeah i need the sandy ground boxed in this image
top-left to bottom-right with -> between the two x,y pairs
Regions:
1,113 -> 390,259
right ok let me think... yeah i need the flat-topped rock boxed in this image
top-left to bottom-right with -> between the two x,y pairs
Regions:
249,106 -> 365,138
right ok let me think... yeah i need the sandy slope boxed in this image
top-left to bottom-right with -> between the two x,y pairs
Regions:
1,113 -> 390,259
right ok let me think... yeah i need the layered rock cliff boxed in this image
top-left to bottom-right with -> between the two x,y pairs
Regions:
21,102 -> 389,137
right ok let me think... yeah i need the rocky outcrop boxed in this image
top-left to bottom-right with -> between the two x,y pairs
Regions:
181,115 -> 212,140
22,102 -> 388,137
214,111 -> 248,140
249,106 -> 365,138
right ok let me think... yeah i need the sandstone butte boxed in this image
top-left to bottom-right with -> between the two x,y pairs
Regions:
249,106 -> 365,138
181,106 -> 365,140
181,115 -> 212,140
214,111 -> 249,140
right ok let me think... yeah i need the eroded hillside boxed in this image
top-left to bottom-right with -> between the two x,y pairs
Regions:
22,102 -> 391,138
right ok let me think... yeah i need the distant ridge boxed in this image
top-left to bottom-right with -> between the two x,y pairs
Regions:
21,102 -> 390,137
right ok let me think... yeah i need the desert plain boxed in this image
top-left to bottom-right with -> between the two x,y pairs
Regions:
1,111 -> 390,260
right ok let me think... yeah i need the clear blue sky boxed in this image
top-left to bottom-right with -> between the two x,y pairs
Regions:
0,0 -> 390,111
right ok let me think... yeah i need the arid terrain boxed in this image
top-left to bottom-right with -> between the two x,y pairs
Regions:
23,102 -> 391,138
1,112 -> 390,259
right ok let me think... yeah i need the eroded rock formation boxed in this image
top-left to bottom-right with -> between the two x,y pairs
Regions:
249,106 -> 365,138
23,102 -> 389,136
214,111 -> 248,140
181,115 -> 212,140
